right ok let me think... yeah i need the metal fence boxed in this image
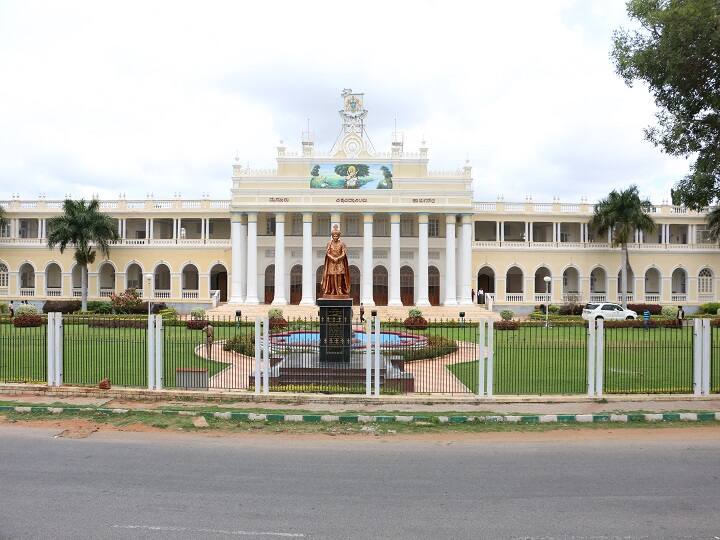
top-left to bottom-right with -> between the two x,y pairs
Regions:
0,315 -> 47,384
712,324 -> 720,394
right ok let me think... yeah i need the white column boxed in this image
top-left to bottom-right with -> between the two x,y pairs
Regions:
552,222 -> 558,243
361,213 -> 374,305
417,214 -> 430,306
245,213 -> 259,304
529,222 -> 534,242
230,214 -> 243,303
460,215 -> 472,305
37,219 -> 43,239
444,214 -> 457,306
388,213 -> 401,306
272,213 -> 287,305
500,221 -> 505,242
300,213 -> 314,305
172,218 -> 177,241
239,217 -> 247,301
149,218 -> 154,240
495,221 -> 500,242
524,222 -> 529,243
121,218 -> 126,240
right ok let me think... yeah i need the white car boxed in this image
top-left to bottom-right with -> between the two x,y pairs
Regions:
581,303 -> 637,321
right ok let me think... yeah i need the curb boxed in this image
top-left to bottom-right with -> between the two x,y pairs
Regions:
1,405 -> 719,425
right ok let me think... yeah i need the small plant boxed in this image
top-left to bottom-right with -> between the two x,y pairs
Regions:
408,308 -> 423,319
86,301 -> 113,314
110,288 -> 143,314
548,305 -> 560,315
267,308 -> 288,331
158,307 -> 178,321
13,314 -> 44,328
223,334 -> 255,356
0,302 -> 8,314
404,308 -> 428,330
15,304 -> 39,317
186,319 -> 207,330
661,305 -> 678,318
190,308 -> 206,320
500,309 -> 514,321
494,320 -> 519,330
268,308 -> 284,320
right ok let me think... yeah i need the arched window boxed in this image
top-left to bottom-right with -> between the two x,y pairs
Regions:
699,268 -> 713,295
0,263 -> 7,289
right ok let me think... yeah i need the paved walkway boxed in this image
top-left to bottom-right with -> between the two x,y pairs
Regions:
193,342 -> 253,390
404,341 -> 477,394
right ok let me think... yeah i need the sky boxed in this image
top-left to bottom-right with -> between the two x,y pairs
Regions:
0,0 -> 691,203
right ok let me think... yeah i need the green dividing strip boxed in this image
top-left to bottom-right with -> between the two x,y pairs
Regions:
1,405 -> 719,425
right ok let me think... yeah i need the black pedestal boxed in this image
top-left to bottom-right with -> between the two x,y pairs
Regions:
318,298 -> 353,363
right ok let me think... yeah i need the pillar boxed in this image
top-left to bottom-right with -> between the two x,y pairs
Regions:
361,213 -> 374,305
444,214 -> 457,306
417,214 -> 430,306
239,217 -> 247,301
300,213 -> 314,305
460,215 -> 472,305
230,214 -> 244,303
272,213 -> 287,305
245,213 -> 259,304
388,213 -> 401,306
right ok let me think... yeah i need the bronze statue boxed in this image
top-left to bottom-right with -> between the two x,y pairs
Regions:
321,224 -> 351,298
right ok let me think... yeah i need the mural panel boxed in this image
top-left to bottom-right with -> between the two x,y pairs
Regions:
309,163 -> 393,189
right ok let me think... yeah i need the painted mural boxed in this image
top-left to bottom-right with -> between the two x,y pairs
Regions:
309,163 -> 393,189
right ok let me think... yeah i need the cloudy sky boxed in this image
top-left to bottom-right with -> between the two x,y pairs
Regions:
0,0 -> 690,203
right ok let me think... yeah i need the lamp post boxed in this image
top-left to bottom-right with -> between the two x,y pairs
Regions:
543,275 -> 551,328
145,275 -> 152,317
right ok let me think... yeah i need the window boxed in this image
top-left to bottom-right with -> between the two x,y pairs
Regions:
400,216 -> 414,237
696,226 -> 713,245
374,216 -> 388,236
292,214 -> 302,235
345,215 -> 359,236
266,216 -> 276,236
0,223 -> 9,238
315,216 -> 329,236
0,263 -> 7,288
428,217 -> 440,238
699,268 -> 713,294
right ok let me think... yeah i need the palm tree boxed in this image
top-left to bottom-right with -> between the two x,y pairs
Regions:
706,206 -> 720,243
0,204 -> 7,232
47,199 -> 118,311
589,185 -> 656,309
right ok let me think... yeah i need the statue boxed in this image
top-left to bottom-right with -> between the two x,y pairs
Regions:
321,225 -> 351,298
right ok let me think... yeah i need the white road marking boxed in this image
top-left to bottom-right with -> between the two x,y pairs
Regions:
112,525 -> 306,537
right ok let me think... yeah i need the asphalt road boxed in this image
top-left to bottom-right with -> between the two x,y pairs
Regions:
1,426 -> 719,540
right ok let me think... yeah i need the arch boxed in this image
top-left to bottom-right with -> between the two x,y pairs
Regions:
505,266 -> 523,294
373,265 -> 388,306
315,265 -> 324,302
290,264 -> 303,304
96,259 -> 117,272
126,263 -> 143,291
264,264 -> 275,304
42,260 -> 63,273
400,265 -> 414,306
671,267 -> 687,295
590,266 -> 608,295
181,263 -> 199,291
617,266 -> 635,294
154,263 -> 171,292
71,264 -> 83,289
349,265 -> 361,305
428,265 -> 440,306
534,266 -> 552,294
644,267 -> 661,297
210,263 -> 228,302
476,266 -> 495,301
0,261 -> 8,290
98,261 -> 116,294
19,262 -> 35,291
562,266 -> 580,302
699,268 -> 714,297
45,262 -> 62,294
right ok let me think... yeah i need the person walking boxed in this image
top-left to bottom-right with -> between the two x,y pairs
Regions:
676,305 -> 685,326
471,289 -> 475,303
359,303 -> 365,323
203,322 -> 214,360
642,309 -> 651,331
8,300 -> 14,317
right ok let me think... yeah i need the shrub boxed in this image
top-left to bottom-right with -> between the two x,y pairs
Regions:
627,303 -> 662,315
603,319 -> 682,329
86,301 -> 113,314
15,304 -> 39,317
42,300 -> 81,314
499,310 -> 514,321
158,307 -> 178,321
111,288 -> 143,314
494,320 -> 519,330
558,303 -> 584,316
548,305 -> 560,314
223,334 -> 255,356
268,308 -> 284,320
397,334 -> 457,361
0,302 -> 9,314
186,319 -> 207,330
87,318 -> 146,329
408,308 -> 423,319
661,305 -> 678,318
268,308 -> 288,331
190,308 -> 206,320
698,302 -> 720,315
13,314 -> 43,327
404,308 -> 428,330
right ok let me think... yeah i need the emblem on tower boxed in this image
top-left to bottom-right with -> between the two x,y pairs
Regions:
335,89 -> 371,157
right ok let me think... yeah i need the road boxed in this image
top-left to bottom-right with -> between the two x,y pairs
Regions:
1,426 -> 719,539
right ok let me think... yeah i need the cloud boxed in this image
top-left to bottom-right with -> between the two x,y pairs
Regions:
0,0 -> 689,203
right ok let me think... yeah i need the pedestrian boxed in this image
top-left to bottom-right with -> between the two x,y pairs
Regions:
203,322 -> 214,359
8,300 -> 13,317
676,305 -> 685,326
359,303 -> 365,323
471,288 -> 475,303
642,309 -> 650,331
478,288 -> 484,305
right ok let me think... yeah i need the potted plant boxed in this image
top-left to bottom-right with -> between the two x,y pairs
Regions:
404,308 -> 428,330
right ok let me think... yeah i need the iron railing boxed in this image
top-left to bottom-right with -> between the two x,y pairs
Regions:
0,315 -> 47,383
712,324 -> 720,394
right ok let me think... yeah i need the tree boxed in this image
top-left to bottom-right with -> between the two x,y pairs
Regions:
589,185 -> 656,309
611,0 -> 720,210
46,199 -> 119,312
0,204 -> 6,234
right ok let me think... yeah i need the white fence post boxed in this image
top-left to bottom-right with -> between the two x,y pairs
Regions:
486,319 -> 494,397
46,312 -> 56,386
477,320 -> 485,396
693,318 -> 702,396
55,312 -> 63,386
254,317 -> 261,394
262,316 -> 269,394
373,315 -> 381,396
702,318 -> 711,396
595,318 -> 604,397
155,315 -> 163,390
365,318 -> 372,396
147,315 -> 156,391
587,319 -> 596,397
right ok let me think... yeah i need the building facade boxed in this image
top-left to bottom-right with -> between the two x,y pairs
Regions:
0,91 -> 718,310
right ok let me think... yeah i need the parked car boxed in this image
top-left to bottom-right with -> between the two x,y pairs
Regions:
581,303 -> 637,321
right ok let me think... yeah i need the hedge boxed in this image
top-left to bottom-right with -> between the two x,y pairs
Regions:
42,300 -> 82,314
627,303 -> 662,315
87,318 -> 146,328
13,314 -> 44,327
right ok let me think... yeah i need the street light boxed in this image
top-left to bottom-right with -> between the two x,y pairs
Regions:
543,275 -> 552,328
145,275 -> 152,317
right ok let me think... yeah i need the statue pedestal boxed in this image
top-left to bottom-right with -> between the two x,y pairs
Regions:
318,298 -> 353,363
